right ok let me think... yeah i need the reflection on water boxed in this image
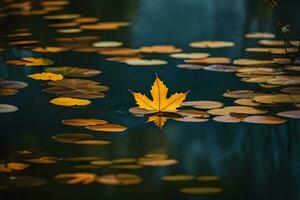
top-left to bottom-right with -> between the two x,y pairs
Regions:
1,0 -> 300,200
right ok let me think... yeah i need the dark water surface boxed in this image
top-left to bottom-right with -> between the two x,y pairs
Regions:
1,0 -> 300,200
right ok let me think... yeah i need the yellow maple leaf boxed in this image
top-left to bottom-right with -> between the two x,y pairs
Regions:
131,75 -> 188,112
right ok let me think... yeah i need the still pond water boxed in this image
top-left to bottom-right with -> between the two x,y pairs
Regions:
1,0 -> 300,200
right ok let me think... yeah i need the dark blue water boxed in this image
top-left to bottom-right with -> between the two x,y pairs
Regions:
1,0 -> 300,200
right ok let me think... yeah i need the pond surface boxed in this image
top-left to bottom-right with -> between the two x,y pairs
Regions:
1,0 -> 300,200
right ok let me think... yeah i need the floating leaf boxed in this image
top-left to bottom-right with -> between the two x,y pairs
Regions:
90,160 -> 112,166
55,173 -> 97,185
62,118 -> 107,127
24,156 -> 59,164
45,67 -> 101,78
97,174 -> 142,186
254,94 -> 300,104
74,165 -> 102,169
128,107 -> 157,116
197,176 -> 220,181
213,115 -> 243,123
0,88 -> 18,96
203,65 -> 236,72
0,104 -> 18,113
277,110 -> 300,119
6,32 -> 32,38
259,39 -> 299,47
233,59 -> 274,66
182,101 -> 223,109
98,48 -> 139,56
45,78 -> 108,99
110,165 -> 143,170
234,99 -> 260,106
139,45 -> 181,54
86,124 -> 127,132
64,156 -> 102,162
138,159 -> 178,167
93,41 -> 123,48
6,57 -> 54,66
223,90 -> 255,99
281,87 -> 300,94
112,158 -> 136,164
180,187 -> 222,195
170,53 -> 209,59
80,22 -> 130,30
9,40 -> 39,46
243,116 -> 286,124
49,22 -> 79,28
31,47 -> 70,53
74,140 -> 111,145
246,47 -> 297,54
208,106 -> 267,115
162,175 -> 195,182
50,97 -> 91,107
177,64 -> 204,70
0,80 -> 28,89
267,76 -> 300,86
0,162 -> 29,173
185,57 -> 231,65
75,17 -> 99,23
57,28 -> 82,34
44,14 -> 81,20
236,67 -> 284,75
176,109 -> 209,118
190,41 -> 234,48
176,117 -> 208,123
28,72 -> 63,81
131,75 -> 187,112
245,32 -> 275,39
125,59 -> 167,66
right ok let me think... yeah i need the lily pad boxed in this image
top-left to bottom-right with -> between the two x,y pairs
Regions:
180,187 -> 222,195
277,110 -> 300,119
50,97 -> 91,107
97,174 -> 142,186
86,124 -> 127,132
45,67 -> 101,78
62,118 -> 108,126
243,116 -> 287,124
0,104 -> 18,113
190,41 -> 234,48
